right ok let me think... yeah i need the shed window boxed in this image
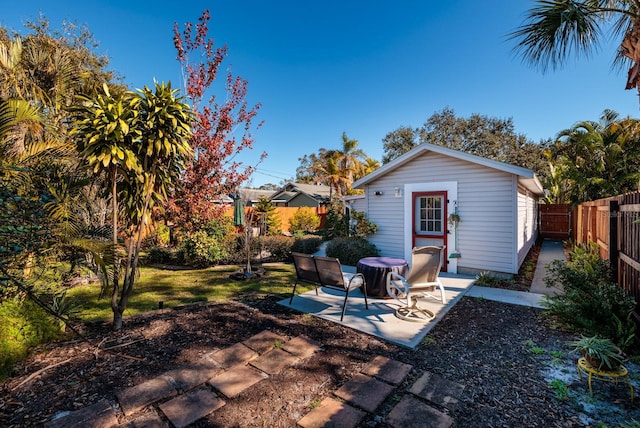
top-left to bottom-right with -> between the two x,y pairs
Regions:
416,195 -> 444,235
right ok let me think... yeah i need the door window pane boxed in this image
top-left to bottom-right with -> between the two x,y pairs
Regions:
416,196 -> 443,235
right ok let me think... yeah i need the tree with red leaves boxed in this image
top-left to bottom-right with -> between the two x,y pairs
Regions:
170,9 -> 265,231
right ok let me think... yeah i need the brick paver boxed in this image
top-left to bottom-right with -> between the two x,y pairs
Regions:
281,335 -> 321,358
209,342 -> 258,369
361,355 -> 413,385
408,371 -> 465,409
297,397 -> 366,428
159,388 -> 225,428
249,348 -> 300,375
45,399 -> 117,428
46,329 -> 458,427
334,373 -> 394,413
117,376 -> 177,416
242,330 -> 286,354
385,395 -> 453,428
208,365 -> 269,398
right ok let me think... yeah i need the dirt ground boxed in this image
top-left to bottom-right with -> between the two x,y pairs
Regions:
2,293 -> 639,427
2,242 -> 639,427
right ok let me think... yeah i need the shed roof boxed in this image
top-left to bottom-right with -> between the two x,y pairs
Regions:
353,143 -> 545,196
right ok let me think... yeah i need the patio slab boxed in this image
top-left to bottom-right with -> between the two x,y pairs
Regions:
334,373 -> 394,413
249,348 -> 300,375
385,395 -> 453,428
278,273 -> 475,348
408,371 -> 465,410
208,365 -> 269,398
158,388 -> 225,428
361,355 -> 413,385
297,397 -> 366,428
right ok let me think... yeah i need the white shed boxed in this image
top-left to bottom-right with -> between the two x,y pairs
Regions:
350,143 -> 544,276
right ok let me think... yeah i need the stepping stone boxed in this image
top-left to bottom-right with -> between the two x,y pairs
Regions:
125,411 -> 170,427
45,399 -> 117,428
208,365 -> 268,398
385,395 -> 453,428
209,343 -> 258,369
250,348 -> 300,375
163,365 -> 223,391
408,371 -> 465,410
117,376 -> 177,416
243,330 -> 286,354
334,373 -> 394,413
297,397 -> 366,428
197,348 -> 223,368
159,388 -> 225,428
281,335 -> 321,358
361,356 -> 413,385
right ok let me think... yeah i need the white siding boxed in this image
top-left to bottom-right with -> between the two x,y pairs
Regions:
517,186 -> 539,269
362,152 -> 522,275
347,196 -> 367,213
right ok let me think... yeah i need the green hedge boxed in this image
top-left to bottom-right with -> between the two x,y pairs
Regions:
325,237 -> 379,266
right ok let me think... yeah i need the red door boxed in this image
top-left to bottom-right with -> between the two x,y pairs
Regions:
412,191 -> 448,271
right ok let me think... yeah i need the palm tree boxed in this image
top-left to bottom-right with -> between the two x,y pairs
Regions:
547,109 -> 640,202
334,132 -> 367,193
510,1 -> 640,94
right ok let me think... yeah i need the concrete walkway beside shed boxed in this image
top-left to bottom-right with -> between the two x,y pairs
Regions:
466,239 -> 566,308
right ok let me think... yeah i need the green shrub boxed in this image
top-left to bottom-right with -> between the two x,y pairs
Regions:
260,235 -> 294,261
204,216 -> 236,241
543,243 -> 636,349
0,299 -> 61,380
349,210 -> 377,238
322,201 -> 377,239
179,231 -> 227,267
326,237 -> 379,266
177,217 -> 238,267
323,200 -> 350,239
291,236 -> 323,255
289,207 -> 320,235
146,247 -> 174,264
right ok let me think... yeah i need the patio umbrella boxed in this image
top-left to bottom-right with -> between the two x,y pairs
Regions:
233,193 -> 245,227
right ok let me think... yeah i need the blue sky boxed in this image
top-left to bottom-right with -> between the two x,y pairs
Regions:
3,1 -> 639,187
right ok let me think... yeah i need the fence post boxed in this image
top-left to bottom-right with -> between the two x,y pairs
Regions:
609,200 -> 619,282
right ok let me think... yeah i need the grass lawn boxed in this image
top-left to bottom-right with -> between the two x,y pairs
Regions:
67,262 -> 311,323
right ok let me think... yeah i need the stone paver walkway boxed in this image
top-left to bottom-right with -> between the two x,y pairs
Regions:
45,329 -> 465,427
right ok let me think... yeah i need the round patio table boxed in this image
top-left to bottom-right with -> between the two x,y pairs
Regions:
356,257 -> 409,298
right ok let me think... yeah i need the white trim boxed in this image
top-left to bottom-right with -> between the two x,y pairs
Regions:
353,143 -> 544,196
404,181 -> 458,273
511,175 -> 519,274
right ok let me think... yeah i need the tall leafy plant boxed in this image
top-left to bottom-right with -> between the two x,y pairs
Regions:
73,82 -> 192,330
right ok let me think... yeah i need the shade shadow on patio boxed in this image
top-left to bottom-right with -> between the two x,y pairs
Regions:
277,273 -> 476,349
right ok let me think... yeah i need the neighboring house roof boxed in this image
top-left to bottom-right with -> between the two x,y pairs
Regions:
352,143 -> 545,196
238,188 -> 275,204
270,182 -> 333,204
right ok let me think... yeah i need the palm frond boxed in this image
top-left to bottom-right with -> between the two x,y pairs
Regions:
510,0 -> 607,72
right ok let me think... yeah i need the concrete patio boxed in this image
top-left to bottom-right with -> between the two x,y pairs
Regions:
278,239 -> 563,349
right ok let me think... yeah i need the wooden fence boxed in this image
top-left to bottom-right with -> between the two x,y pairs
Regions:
539,204 -> 572,239
224,206 -> 327,232
573,191 -> 640,319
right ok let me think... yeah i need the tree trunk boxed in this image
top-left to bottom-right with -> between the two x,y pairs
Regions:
112,308 -> 123,331
110,166 -> 121,330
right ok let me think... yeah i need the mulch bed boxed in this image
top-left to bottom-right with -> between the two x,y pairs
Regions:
1,241 -> 637,427
0,295 -> 612,427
